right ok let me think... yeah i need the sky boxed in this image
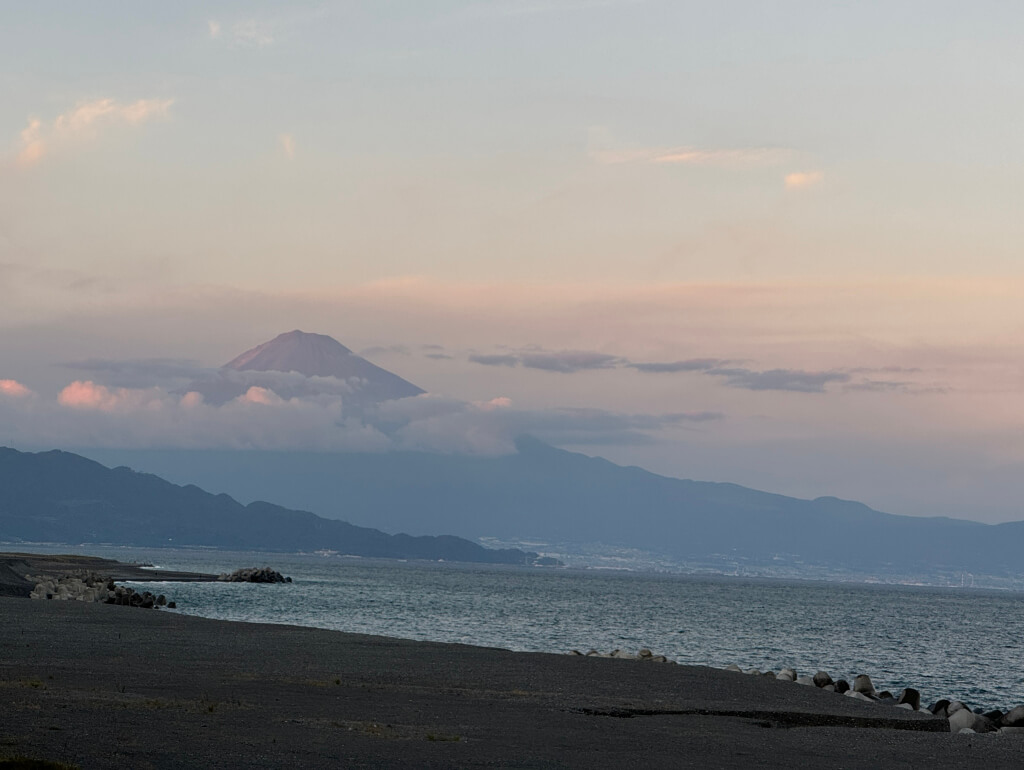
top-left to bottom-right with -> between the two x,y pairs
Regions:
2,1 -> 1024,522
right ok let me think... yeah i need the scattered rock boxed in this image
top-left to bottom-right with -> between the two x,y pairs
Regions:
853,674 -> 876,695
218,567 -> 292,583
897,688 -> 920,711
812,671 -> 833,688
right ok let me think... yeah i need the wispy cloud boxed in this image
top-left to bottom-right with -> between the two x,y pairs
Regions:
468,350 -> 624,373
784,170 -> 824,189
232,19 -> 275,46
280,133 -> 296,159
13,97 -> 173,167
630,358 -> 849,392
469,353 -> 520,368
708,367 -> 849,393
629,358 -> 730,373
207,19 -> 222,39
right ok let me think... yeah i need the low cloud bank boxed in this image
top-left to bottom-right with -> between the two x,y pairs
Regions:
0,373 -> 713,454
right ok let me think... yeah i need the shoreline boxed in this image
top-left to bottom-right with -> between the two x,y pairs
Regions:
5,600 -> 1024,766
0,552 -> 218,598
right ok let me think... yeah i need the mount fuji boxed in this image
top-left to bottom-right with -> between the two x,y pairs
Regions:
187,330 -> 424,406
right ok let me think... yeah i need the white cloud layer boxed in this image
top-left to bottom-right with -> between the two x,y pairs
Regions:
0,375 -> 707,455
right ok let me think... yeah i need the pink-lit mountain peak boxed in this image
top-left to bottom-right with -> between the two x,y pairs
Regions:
225,330 -> 356,378
218,330 -> 424,402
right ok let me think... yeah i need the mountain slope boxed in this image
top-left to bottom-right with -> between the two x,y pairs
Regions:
0,447 -> 532,564
188,330 -> 424,405
81,437 -> 1020,576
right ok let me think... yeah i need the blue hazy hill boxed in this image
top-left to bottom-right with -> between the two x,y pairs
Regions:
81,436 -> 1020,576
0,446 -> 534,564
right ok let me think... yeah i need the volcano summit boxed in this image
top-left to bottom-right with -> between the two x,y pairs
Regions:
188,330 -> 425,406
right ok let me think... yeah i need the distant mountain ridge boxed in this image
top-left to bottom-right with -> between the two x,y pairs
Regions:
188,330 -> 424,406
0,447 -> 533,564
81,437 -> 1024,580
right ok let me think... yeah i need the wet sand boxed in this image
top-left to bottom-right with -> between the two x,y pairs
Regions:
1,559 -> 1022,767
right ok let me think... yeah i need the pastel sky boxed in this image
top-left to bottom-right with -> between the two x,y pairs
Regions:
3,2 -> 1024,522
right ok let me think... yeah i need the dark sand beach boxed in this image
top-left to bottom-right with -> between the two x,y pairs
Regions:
1,556 -> 1022,768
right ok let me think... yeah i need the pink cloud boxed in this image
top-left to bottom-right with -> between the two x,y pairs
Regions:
14,97 -> 173,166
0,379 -> 33,398
784,170 -> 824,189
237,386 -> 284,406
57,380 -> 165,412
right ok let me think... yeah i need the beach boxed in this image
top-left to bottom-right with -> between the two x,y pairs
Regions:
5,589 -> 1024,768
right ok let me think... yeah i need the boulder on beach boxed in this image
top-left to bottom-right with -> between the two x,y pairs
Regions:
853,674 -> 875,695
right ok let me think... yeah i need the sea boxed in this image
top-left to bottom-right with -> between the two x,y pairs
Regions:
13,544 -> 1024,713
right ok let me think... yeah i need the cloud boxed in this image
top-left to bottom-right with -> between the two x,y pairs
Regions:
629,358 -> 730,373
784,170 -> 824,189
13,98 -> 173,166
469,353 -> 520,368
708,367 -> 849,393
652,147 -> 793,167
468,350 -> 624,372
629,358 -> 850,393
0,375 -> 707,455
372,395 -> 721,454
207,19 -> 222,38
520,351 -> 624,373
57,381 -> 165,412
232,19 -> 275,46
589,138 -> 793,168
0,379 -> 33,399
280,133 -> 295,159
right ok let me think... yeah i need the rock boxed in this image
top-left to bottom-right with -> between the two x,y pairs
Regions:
762,671 -> 777,679
984,709 -> 1003,723
167,601 -> 176,609
156,595 -> 167,606
845,690 -> 874,702
725,664 -> 742,672
812,671 -> 833,688
834,679 -> 850,694
928,699 -> 951,718
957,727 -> 976,735
895,703 -> 914,710
218,567 -> 290,583
897,688 -> 920,711
947,701 -> 967,716
1000,726 -> 1024,734
1002,706 -> 1024,727
822,684 -> 835,692
637,649 -> 653,659
795,675 -> 816,686
853,674 -> 875,695
949,708 -> 978,733
776,668 -> 797,682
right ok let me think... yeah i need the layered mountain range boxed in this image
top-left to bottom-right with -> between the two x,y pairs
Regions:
13,329 -> 1023,580
0,447 -> 533,564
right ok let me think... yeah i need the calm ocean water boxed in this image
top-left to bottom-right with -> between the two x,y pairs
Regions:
14,545 -> 1024,712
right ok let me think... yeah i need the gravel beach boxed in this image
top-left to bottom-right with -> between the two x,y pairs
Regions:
2,557 -> 1024,767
